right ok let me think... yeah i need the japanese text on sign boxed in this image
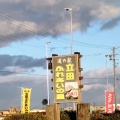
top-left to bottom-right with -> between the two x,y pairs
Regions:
105,91 -> 114,113
52,55 -> 79,103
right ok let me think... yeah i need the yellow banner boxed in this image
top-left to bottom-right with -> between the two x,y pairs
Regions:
21,88 -> 31,114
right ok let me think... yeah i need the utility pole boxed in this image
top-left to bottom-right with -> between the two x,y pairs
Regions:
113,47 -> 117,110
109,47 -> 117,110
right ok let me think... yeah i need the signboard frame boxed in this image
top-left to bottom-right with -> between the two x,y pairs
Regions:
52,54 -> 79,103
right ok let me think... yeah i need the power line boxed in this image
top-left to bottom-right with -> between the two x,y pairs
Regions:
0,12 -> 55,37
0,11 -> 113,50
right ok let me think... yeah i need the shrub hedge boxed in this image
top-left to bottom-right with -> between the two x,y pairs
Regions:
4,110 -> 120,120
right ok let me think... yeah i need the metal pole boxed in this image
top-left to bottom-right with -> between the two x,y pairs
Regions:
21,87 -> 22,113
46,42 -> 51,105
113,47 -> 117,110
64,8 -> 75,110
64,8 -> 73,54
105,55 -> 108,90
70,10 -> 73,54
70,9 -> 75,110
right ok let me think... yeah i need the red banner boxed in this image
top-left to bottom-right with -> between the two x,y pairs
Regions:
105,91 -> 114,113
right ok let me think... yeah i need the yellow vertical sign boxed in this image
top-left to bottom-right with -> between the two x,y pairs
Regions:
21,88 -> 31,114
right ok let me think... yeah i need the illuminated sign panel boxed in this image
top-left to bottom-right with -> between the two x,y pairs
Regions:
52,54 -> 79,103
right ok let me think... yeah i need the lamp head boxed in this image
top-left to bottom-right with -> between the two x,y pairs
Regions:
109,55 -> 112,60
46,41 -> 51,44
64,8 -> 72,11
105,55 -> 108,57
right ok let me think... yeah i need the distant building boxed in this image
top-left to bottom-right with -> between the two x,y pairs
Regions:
30,109 -> 46,113
92,106 -> 105,113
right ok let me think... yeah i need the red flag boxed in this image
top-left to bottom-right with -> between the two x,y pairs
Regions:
105,91 -> 114,113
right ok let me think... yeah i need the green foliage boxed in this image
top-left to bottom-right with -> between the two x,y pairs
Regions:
90,112 -> 120,120
4,111 -> 70,120
90,113 -> 109,120
108,113 -> 120,120
5,110 -> 120,120
64,110 -> 76,120
4,112 -> 47,120
60,111 -> 70,120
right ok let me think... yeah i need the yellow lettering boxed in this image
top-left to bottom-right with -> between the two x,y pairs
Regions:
66,72 -> 74,80
66,64 -> 74,72
56,72 -> 64,77
56,78 -> 64,82
56,83 -> 64,88
56,88 -> 65,93
56,94 -> 65,99
56,66 -> 64,71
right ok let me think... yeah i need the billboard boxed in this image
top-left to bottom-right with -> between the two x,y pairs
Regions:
105,91 -> 114,113
21,88 -> 32,113
113,104 -> 120,111
52,54 -> 79,103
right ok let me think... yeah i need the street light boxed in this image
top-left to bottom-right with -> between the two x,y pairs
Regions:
64,8 -> 73,54
65,8 -> 76,110
105,55 -> 109,90
46,41 -> 51,105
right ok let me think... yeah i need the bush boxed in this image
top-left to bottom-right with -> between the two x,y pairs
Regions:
64,110 -> 76,120
60,111 -> 70,120
6,110 -> 120,120
108,113 -> 120,120
4,112 -> 47,120
4,111 -> 71,120
90,113 -> 108,120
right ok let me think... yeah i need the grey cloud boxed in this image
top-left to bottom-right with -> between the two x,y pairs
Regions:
0,77 -> 47,110
100,16 -> 120,30
14,55 -> 45,68
104,0 -> 120,7
82,67 -> 120,92
82,68 -> 120,105
0,54 -> 46,75
0,0 -> 119,47
82,67 -> 118,87
0,55 -> 13,69
0,71 -> 15,76
83,87 -> 106,105
0,79 -> 107,109
0,67 -> 119,109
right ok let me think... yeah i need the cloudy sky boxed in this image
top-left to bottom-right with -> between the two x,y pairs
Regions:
0,0 -> 120,110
